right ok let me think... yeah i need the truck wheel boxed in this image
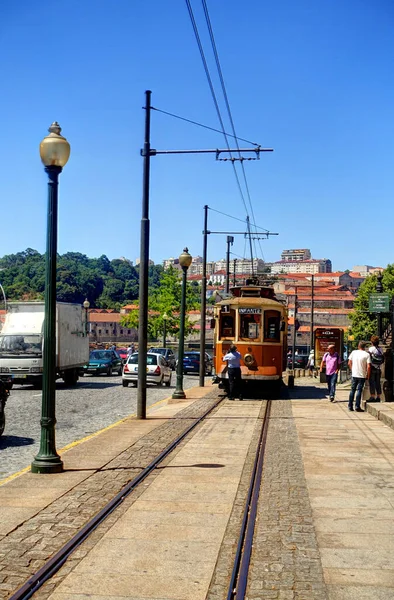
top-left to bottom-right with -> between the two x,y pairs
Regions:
118,367 -> 122,376
107,367 -> 113,377
32,378 -> 43,390
63,369 -> 79,387
122,380 -> 129,387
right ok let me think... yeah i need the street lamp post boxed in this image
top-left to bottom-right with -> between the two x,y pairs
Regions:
162,312 -> 168,348
31,122 -> 70,474
172,248 -> 192,400
83,299 -> 90,337
376,271 -> 383,340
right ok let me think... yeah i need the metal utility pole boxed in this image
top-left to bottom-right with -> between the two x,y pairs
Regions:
376,271 -> 383,340
199,205 -> 208,387
137,90 -> 152,420
233,258 -> 237,287
137,90 -> 273,406
246,216 -> 254,276
292,287 -> 298,368
310,274 -> 314,353
225,236 -> 234,294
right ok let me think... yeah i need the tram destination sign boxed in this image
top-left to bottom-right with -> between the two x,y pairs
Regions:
369,293 -> 390,313
238,308 -> 261,314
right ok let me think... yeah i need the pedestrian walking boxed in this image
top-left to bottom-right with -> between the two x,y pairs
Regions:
320,344 -> 341,401
127,343 -> 135,356
306,350 -> 315,377
368,335 -> 384,402
223,344 -> 243,400
348,341 -> 371,412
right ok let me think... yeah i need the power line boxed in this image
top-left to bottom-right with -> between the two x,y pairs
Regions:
208,206 -> 269,232
184,0 -> 250,217
151,106 -> 259,146
201,0 -> 265,260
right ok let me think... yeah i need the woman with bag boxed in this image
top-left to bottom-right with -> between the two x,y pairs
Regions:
368,335 -> 384,402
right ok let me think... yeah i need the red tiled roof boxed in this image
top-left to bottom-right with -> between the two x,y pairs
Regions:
89,313 -> 121,323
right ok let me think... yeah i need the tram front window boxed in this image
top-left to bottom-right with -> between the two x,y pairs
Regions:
220,312 -> 235,339
264,310 -> 281,342
240,313 -> 260,339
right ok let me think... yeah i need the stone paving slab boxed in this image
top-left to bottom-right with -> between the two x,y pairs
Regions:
44,400 -> 263,600
293,384 -> 394,600
0,385 -> 220,599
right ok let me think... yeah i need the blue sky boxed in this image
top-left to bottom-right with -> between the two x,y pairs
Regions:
0,0 -> 393,271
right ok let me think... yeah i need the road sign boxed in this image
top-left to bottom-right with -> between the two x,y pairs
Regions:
369,294 -> 390,313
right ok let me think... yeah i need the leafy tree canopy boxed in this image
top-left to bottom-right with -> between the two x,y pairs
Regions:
349,266 -> 394,341
120,265 -> 201,340
0,248 -> 144,308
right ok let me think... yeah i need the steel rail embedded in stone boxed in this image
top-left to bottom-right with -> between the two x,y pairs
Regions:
227,399 -> 272,600
9,397 -> 223,600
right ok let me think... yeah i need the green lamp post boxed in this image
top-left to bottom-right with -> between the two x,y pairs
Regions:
31,122 -> 70,474
172,248 -> 192,400
162,312 -> 168,348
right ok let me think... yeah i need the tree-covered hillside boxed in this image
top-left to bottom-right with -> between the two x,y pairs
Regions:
0,248 -> 164,309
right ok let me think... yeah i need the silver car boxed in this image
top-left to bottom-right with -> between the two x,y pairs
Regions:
122,352 -> 172,388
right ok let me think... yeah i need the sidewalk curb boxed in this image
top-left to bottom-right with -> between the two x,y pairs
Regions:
364,402 -> 394,431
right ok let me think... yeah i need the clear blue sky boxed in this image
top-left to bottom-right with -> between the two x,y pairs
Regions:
0,0 -> 393,271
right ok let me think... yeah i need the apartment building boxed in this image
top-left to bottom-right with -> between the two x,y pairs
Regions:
281,248 -> 311,261
271,259 -> 332,274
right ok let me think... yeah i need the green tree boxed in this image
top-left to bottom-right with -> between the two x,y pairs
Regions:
120,266 -> 200,340
349,266 -> 394,341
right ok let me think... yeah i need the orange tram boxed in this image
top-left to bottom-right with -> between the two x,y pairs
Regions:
213,281 -> 288,397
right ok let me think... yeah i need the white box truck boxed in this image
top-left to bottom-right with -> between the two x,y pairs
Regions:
0,302 -> 89,388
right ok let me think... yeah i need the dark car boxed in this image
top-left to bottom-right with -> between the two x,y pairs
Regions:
81,350 -> 123,376
181,351 -> 213,376
149,348 -> 176,370
287,354 -> 308,369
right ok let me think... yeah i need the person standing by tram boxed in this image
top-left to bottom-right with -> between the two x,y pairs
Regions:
223,345 -> 243,400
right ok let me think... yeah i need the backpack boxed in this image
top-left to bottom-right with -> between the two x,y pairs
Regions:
370,348 -> 384,366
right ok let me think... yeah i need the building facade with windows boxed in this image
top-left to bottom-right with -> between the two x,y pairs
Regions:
281,249 -> 311,262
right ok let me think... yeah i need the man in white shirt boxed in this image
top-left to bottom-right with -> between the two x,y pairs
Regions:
223,345 -> 243,400
348,341 -> 371,412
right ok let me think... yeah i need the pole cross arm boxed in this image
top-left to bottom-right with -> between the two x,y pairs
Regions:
141,147 -> 273,158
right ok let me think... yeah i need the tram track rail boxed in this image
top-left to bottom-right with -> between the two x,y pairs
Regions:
9,396 -> 224,600
227,399 -> 272,600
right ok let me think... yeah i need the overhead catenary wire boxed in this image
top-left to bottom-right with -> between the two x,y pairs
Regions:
150,106 -> 259,147
200,0 -> 266,261
184,0 -> 251,219
208,206 -> 269,232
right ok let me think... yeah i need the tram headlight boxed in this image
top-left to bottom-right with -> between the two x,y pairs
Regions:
244,353 -> 255,368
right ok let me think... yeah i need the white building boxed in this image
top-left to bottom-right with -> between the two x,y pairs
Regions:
135,258 -> 154,266
214,258 -> 265,274
271,259 -> 332,274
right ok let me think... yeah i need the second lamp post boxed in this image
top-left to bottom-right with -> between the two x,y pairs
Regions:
172,248 -> 192,400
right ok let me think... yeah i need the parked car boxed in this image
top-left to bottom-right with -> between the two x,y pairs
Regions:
149,347 -> 176,370
180,351 -> 213,376
80,350 -> 123,376
117,348 -> 128,364
287,354 -> 309,369
122,352 -> 172,387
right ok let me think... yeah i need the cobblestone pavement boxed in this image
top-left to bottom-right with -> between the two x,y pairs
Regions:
246,400 -> 327,600
0,374 -> 203,480
0,388 -> 223,598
